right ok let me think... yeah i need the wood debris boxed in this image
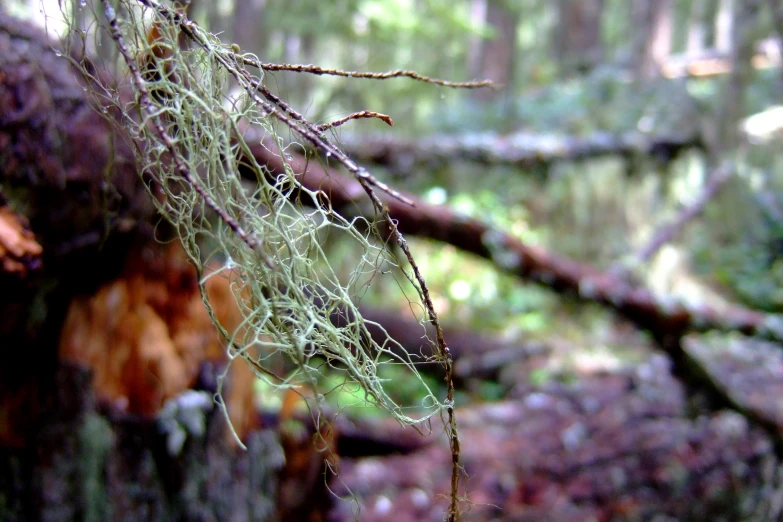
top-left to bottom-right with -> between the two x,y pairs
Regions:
0,206 -> 42,278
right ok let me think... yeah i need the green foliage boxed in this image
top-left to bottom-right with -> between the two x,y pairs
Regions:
693,199 -> 783,312
260,0 -> 361,36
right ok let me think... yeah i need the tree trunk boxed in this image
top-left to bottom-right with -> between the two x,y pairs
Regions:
714,0 -> 763,153
687,0 -> 708,54
0,10 -> 282,521
633,0 -> 673,79
471,0 -> 520,107
1,364 -> 282,522
555,0 -> 605,76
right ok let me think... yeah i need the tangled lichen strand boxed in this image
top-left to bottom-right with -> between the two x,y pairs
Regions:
64,0 -> 447,435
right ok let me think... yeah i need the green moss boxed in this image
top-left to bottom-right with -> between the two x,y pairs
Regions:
78,413 -> 113,522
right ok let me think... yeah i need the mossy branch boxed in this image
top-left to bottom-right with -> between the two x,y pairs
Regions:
59,0 -> 494,518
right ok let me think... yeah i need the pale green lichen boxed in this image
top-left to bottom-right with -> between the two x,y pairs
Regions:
58,0 -> 448,447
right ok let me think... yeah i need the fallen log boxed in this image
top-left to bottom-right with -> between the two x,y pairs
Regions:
245,131 -> 783,346
327,130 -> 701,174
245,130 -> 783,448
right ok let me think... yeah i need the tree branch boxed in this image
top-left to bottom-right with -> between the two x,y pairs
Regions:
329,130 -> 702,173
244,132 -> 783,450
634,166 -> 733,263
244,131 -> 781,344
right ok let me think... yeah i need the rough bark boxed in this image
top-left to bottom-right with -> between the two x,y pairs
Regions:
0,11 -> 285,521
0,361 -> 283,522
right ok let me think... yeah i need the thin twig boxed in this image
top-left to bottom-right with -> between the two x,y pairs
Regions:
249,81 -> 416,206
242,57 -> 495,89
635,165 -> 733,263
316,110 -> 393,132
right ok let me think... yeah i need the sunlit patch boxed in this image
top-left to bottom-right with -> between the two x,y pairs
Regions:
424,186 -> 447,205
448,279 -> 471,301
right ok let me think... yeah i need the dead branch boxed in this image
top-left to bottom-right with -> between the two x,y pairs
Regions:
662,46 -> 782,78
240,57 -> 494,89
245,131 -> 780,344
631,165 -> 734,264
244,132 -> 783,449
328,130 -> 702,173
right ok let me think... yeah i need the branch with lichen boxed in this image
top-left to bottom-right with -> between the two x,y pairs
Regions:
59,0 -> 495,518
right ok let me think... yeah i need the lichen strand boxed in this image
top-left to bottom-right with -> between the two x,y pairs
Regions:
72,0 -> 448,438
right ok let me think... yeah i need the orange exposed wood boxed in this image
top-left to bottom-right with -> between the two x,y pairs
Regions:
0,206 -> 42,278
662,53 -> 779,78
58,243 -> 260,439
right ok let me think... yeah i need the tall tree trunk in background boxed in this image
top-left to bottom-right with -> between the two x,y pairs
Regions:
204,0 -> 230,42
278,31 -> 315,108
466,0 -> 487,81
715,0 -> 734,53
768,0 -> 783,92
687,0 -> 708,55
233,0 -> 267,55
714,0 -> 763,154
470,0 -> 520,113
554,0 -> 604,76
632,0 -> 673,79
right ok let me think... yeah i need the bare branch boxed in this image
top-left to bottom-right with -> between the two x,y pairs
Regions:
634,165 -> 733,263
315,110 -> 393,132
332,130 -> 702,172
240,57 -> 495,89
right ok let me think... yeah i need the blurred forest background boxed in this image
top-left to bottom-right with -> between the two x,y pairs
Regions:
3,0 -> 783,520
91,0 -> 783,343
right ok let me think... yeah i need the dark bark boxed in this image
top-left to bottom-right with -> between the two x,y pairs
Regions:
0,363 -> 282,522
0,11 -> 285,522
